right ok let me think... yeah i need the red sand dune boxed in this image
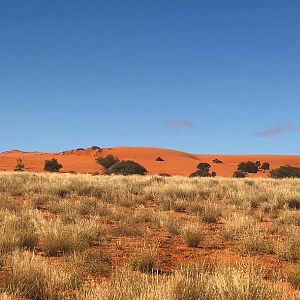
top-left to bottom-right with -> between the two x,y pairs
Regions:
0,146 -> 300,177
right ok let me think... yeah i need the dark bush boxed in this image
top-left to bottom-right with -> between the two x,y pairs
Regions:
233,170 -> 247,178
237,161 -> 258,173
197,162 -> 211,172
212,158 -> 223,164
190,162 -> 216,177
105,160 -> 148,175
90,146 -> 102,150
261,162 -> 270,170
159,173 -> 171,177
270,165 -> 300,178
190,170 -> 215,177
44,159 -> 63,172
288,199 -> 300,210
15,159 -> 24,172
96,155 -> 119,170
155,157 -> 164,161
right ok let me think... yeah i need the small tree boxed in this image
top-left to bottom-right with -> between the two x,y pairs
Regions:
106,160 -> 148,175
237,161 -> 258,173
197,162 -> 211,173
96,155 -> 119,170
190,162 -> 215,177
44,158 -> 63,172
261,162 -> 270,170
15,159 -> 24,172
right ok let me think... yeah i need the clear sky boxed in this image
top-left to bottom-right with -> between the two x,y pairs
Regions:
0,1 -> 299,154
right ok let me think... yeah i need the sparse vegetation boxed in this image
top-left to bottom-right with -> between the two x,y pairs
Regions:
182,223 -> 205,247
4,251 -> 82,300
0,172 -> 297,299
129,246 -> 158,273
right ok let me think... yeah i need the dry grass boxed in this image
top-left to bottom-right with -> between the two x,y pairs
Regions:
129,245 -> 159,273
182,222 -> 205,247
0,172 -> 298,299
3,251 -> 82,300
77,263 -> 292,300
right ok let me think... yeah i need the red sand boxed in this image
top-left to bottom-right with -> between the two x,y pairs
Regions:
1,146 -> 300,177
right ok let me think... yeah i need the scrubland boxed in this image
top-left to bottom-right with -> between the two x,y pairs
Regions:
0,171 -> 299,299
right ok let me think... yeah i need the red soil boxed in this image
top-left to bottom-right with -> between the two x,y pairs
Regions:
1,146 -> 300,177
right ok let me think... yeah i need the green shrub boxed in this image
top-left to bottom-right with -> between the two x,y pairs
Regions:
106,160 -> 147,175
237,161 -> 258,173
44,159 -> 63,172
96,155 -> 119,170
270,165 -> 300,178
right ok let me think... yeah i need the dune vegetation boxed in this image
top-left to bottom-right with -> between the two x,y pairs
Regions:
0,171 -> 299,299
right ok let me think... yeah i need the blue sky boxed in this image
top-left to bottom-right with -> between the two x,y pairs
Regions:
0,1 -> 299,154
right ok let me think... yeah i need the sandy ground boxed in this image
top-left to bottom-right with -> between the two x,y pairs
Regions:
0,146 -> 299,177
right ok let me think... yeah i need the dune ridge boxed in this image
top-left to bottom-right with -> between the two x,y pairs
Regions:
0,146 -> 299,177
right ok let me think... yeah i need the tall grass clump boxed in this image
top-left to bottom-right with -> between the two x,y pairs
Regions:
0,210 -> 39,253
182,223 -> 205,247
129,246 -> 159,273
3,251 -> 82,300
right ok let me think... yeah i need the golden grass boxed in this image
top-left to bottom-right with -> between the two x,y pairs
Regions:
0,172 -> 298,299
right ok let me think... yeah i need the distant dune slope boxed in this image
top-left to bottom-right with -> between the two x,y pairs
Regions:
0,146 -> 299,177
